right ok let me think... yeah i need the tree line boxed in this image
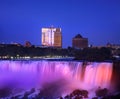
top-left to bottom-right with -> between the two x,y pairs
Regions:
0,44 -> 116,61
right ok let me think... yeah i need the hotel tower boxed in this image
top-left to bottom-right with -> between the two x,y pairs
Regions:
41,27 -> 62,48
72,34 -> 88,49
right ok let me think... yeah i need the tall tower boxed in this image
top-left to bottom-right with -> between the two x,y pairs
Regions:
72,34 -> 88,49
41,27 -> 62,48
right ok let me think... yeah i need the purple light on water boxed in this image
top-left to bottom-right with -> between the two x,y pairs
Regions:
0,60 -> 113,98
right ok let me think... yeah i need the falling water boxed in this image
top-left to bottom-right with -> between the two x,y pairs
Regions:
0,60 -> 113,98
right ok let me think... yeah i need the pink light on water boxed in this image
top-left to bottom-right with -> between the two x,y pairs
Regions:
0,60 -> 113,98
84,63 -> 112,89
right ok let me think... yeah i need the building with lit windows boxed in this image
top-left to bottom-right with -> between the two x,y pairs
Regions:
41,27 -> 62,48
72,34 -> 88,49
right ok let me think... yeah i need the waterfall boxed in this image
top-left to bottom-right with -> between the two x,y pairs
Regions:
0,60 -> 113,96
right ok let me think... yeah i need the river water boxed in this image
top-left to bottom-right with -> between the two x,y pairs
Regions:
0,60 -> 113,98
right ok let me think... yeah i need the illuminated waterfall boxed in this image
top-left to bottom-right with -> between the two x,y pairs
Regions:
0,60 -> 113,96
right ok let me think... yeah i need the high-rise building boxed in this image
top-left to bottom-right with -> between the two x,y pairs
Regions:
72,34 -> 88,49
41,27 -> 62,48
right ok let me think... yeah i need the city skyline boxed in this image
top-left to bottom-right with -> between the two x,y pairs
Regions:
0,0 -> 120,48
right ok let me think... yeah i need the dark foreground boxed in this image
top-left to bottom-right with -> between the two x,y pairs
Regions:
0,88 -> 120,99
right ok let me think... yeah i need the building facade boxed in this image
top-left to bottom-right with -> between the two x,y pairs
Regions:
41,27 -> 62,48
72,34 -> 88,49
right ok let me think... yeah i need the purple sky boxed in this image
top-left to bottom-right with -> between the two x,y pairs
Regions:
0,0 -> 120,48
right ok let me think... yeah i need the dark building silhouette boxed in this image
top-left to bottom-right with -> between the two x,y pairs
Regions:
72,34 -> 88,49
25,41 -> 32,47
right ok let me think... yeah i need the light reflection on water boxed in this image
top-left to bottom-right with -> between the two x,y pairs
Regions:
0,60 -> 113,98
